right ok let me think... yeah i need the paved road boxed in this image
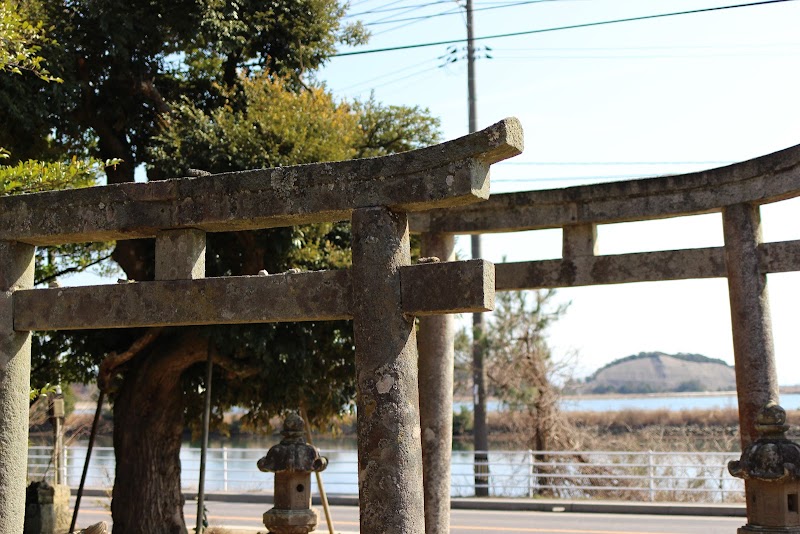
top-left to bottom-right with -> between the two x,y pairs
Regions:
71,499 -> 745,533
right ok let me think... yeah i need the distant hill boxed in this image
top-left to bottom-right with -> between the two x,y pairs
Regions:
579,352 -> 736,394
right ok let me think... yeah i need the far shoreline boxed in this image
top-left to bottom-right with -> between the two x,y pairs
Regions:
563,385 -> 800,401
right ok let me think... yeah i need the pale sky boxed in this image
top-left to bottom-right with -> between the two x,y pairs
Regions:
318,0 -> 800,383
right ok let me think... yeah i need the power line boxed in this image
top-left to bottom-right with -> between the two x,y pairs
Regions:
345,0 -> 452,18
336,57 -> 442,92
362,0 -> 557,26
334,0 -> 797,57
364,5 -> 461,26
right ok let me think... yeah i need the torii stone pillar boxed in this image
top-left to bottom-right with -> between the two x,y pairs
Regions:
0,241 -> 35,534
723,203 -> 781,527
351,207 -> 425,533
418,232 -> 456,534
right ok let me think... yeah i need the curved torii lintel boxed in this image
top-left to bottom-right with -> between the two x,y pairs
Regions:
0,118 -> 523,246
411,141 -> 800,234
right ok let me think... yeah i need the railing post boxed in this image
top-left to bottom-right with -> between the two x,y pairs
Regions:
648,450 -> 655,502
223,446 -> 228,492
0,241 -> 34,534
527,450 -> 534,498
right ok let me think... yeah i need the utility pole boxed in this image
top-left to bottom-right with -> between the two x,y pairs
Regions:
466,0 -> 490,498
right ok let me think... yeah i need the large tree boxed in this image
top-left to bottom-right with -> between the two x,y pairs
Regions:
3,2 -> 441,532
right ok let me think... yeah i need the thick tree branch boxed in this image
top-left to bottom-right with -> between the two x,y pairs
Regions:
98,328 -> 164,390
137,79 -> 171,115
209,346 -> 259,379
34,252 -> 114,286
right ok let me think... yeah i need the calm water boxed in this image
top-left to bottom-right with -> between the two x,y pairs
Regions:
455,393 -> 800,413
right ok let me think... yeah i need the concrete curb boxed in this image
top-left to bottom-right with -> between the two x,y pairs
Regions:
71,488 -> 746,517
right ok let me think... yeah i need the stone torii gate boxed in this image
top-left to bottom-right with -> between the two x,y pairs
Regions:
0,118 -> 523,534
412,141 -> 800,533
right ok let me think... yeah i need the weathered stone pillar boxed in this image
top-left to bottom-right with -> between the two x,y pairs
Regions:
351,207 -> 424,534
418,232 -> 456,534
0,240 -> 35,534
723,203 -> 780,527
722,203 -> 779,446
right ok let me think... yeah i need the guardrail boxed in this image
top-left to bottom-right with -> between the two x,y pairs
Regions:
27,446 -> 743,502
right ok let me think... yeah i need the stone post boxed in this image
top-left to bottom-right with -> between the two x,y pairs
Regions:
562,224 -> 597,259
351,207 -> 425,534
722,203 -> 779,446
0,240 -> 35,534
723,203 -> 780,524
155,229 -> 206,281
417,232 -> 456,534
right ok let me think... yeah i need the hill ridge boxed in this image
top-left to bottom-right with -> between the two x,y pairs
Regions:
581,351 -> 735,395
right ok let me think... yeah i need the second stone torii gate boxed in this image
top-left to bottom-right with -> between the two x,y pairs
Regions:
0,118 -> 523,534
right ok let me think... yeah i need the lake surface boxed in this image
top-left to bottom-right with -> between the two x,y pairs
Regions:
456,393 -> 800,413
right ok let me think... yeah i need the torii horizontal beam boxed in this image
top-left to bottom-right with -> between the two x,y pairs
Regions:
409,140 -> 800,234
13,260 -> 494,331
0,119 -> 522,246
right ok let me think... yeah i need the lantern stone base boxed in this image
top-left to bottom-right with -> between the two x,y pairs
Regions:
263,507 -> 318,534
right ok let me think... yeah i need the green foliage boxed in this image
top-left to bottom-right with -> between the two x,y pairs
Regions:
453,405 -> 474,436
0,0 -> 61,82
29,383 -> 57,401
352,94 -> 441,158
0,156 -> 114,195
0,0 -> 368,176
148,75 -> 360,176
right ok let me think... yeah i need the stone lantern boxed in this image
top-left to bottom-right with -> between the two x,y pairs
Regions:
729,403 -> 800,533
257,412 -> 328,534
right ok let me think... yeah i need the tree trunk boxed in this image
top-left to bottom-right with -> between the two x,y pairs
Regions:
111,333 -> 207,534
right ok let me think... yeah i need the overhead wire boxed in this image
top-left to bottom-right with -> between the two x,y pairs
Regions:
363,0 -> 564,26
345,0 -> 453,18
334,0 -> 798,57
336,57 -> 442,92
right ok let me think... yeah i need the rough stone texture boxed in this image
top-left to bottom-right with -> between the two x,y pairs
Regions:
417,233 -> 455,534
410,141 -> 800,234
155,229 -> 206,280
729,404 -> 800,532
0,118 -> 522,247
23,482 -> 70,534
15,261 -> 495,331
562,223 -> 597,258
258,414 -> 326,534
759,239 -> 800,274
400,259 -> 494,315
723,204 -> 779,447
724,203 -> 780,528
0,240 -> 34,534
350,207 -> 424,534
495,247 -> 728,290
15,271 -> 351,330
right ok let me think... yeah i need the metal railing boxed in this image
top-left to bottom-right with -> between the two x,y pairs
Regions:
27,446 -> 744,502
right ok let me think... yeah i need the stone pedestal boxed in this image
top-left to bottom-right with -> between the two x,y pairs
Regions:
23,482 -> 70,534
729,404 -> 800,534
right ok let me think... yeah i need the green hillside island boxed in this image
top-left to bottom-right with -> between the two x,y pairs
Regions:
578,352 -> 736,394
